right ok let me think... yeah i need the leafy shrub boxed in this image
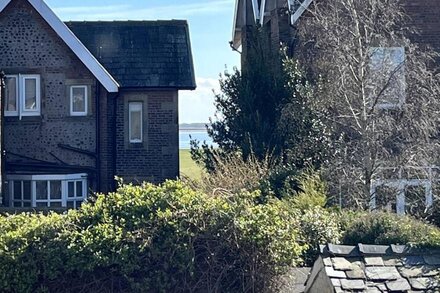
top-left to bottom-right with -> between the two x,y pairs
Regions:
186,150 -> 273,196
0,213 -> 66,292
0,181 -> 306,293
342,211 -> 440,247
288,169 -> 327,210
296,207 -> 342,265
259,163 -> 298,199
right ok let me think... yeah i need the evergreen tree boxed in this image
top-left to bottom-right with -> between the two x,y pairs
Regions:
191,27 -> 329,175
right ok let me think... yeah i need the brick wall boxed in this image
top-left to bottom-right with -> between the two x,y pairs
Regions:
0,0 -> 98,177
98,86 -> 116,193
403,1 -> 440,51
115,90 -> 179,184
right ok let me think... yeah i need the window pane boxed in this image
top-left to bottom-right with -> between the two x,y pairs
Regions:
36,181 -> 48,200
13,201 -> 22,208
68,182 -> 75,198
5,77 -> 17,112
375,185 -> 397,213
72,87 -> 86,113
51,202 -> 62,208
13,181 -> 21,200
23,181 -> 31,200
129,103 -> 142,142
67,201 -> 75,209
405,185 -> 426,217
36,202 -> 48,208
76,181 -> 83,197
50,181 -> 62,200
23,202 -> 31,207
369,47 -> 405,107
24,78 -> 37,110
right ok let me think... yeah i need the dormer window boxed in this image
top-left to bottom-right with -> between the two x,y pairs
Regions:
5,74 -> 41,117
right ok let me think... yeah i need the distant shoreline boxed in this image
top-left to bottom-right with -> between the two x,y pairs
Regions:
180,128 -> 207,132
179,123 -> 209,131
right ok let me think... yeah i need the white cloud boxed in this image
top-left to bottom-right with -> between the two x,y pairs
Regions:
53,0 -> 234,21
179,77 -> 220,123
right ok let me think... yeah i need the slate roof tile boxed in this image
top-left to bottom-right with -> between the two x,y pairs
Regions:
331,278 -> 341,287
66,21 -> 196,90
409,277 -> 439,290
359,243 -> 391,255
340,279 -> 366,290
306,244 -> 440,292
325,266 -> 347,278
365,257 -> 385,266
385,278 -> 411,291
332,257 -> 353,270
399,265 -> 438,278
346,265 -> 366,279
365,266 -> 401,280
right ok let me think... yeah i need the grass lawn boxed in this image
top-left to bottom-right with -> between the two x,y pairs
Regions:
180,149 -> 203,181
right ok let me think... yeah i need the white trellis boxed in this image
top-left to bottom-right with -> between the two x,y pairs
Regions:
370,166 -> 439,215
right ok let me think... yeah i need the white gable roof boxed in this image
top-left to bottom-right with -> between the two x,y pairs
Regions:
0,0 -> 119,93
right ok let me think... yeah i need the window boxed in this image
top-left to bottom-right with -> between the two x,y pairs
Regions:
70,85 -> 88,116
7,174 -> 87,209
129,102 -> 143,143
5,74 -> 41,117
67,180 -> 85,209
370,178 -> 432,215
5,76 -> 18,116
368,47 -> 405,109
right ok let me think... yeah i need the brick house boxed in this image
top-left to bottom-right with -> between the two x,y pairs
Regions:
231,0 -> 440,214
0,0 -> 196,208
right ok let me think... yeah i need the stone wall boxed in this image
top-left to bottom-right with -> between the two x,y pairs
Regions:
115,90 -> 179,184
0,0 -> 181,192
0,0 -> 98,172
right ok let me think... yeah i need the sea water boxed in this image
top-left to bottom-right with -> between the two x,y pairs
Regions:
179,130 -> 216,149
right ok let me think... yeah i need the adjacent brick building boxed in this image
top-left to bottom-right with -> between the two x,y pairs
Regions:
0,0 -> 196,208
231,0 -> 440,214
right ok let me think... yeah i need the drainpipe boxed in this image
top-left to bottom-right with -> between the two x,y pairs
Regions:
112,92 -> 119,191
0,71 -> 5,205
95,80 -> 101,192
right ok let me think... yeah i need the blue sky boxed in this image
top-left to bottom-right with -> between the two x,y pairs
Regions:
46,0 -> 240,123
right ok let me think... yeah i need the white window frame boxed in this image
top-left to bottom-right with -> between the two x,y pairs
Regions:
11,180 -> 32,208
370,179 -> 432,215
368,47 -> 406,110
7,173 -> 87,208
4,74 -> 41,117
129,102 -> 143,143
5,75 -> 18,116
70,85 -> 88,116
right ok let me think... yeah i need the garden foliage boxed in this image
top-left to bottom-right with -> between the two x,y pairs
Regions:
2,180 -> 440,292
0,181 -> 306,293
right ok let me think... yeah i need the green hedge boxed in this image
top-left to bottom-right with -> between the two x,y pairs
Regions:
0,181 -> 306,293
2,180 -> 440,292
341,211 -> 440,247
